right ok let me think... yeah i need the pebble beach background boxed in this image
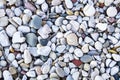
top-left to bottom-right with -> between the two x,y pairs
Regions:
0,0 -> 120,80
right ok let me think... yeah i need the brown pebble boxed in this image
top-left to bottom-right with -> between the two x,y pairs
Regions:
72,59 -> 82,67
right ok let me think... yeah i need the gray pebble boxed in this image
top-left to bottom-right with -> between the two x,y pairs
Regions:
80,55 -> 93,63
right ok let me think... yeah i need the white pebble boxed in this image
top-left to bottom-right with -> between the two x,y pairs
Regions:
95,76 -> 104,80
74,48 -> 83,57
95,41 -> 102,50
96,23 -> 107,31
8,53 -> 15,62
110,66 -> 119,75
24,49 -> 32,64
106,7 -> 117,17
65,0 -> 73,9
3,70 -> 13,80
112,54 -> 120,61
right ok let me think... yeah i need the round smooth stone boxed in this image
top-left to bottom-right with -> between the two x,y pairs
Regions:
106,7 -> 117,17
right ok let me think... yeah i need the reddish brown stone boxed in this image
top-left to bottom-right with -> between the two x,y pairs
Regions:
71,0 -> 77,3
72,59 -> 82,67
99,3 -> 104,8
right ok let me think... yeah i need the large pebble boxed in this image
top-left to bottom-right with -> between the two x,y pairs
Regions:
74,48 -> 83,57
83,4 -> 95,16
65,0 -> 73,9
56,67 -> 65,77
80,55 -> 92,63
30,15 -> 42,29
52,0 -> 61,6
26,33 -> 37,47
3,70 -> 13,80
6,25 -> 17,37
24,49 -> 32,64
95,76 -> 104,80
96,23 -> 107,31
0,30 -> 10,47
106,7 -> 117,17
110,66 -> 119,75
12,32 -> 25,43
37,46 -> 51,56
18,26 -> 30,33
0,9 -> 5,17
112,54 -> 120,61
0,16 -> 8,27
66,33 -> 78,46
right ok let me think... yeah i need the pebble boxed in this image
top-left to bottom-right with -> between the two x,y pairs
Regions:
95,75 -> 104,80
84,63 -> 90,71
12,60 -> 18,68
41,65 -> 50,74
14,8 -> 22,16
96,23 -> 108,31
18,26 -> 30,33
0,50 -> 2,57
26,71 -> 36,77
30,15 -> 42,29
6,25 -> 17,37
66,75 -> 74,80
26,33 -> 37,47
81,44 -> 89,53
37,46 -> 51,56
110,66 -> 119,75
0,60 -> 7,67
0,9 -> 5,17
12,31 -> 26,43
55,17 -> 64,26
25,2 -> 36,12
22,14 -> 30,24
0,16 -> 8,27
0,30 -> 10,47
36,0 -> 45,5
82,70 -> 88,76
83,4 -> 95,16
66,33 -> 78,46
112,54 -> 120,61
9,67 -> 17,75
72,59 -> 82,67
12,17 -> 22,25
52,0 -> 61,6
41,2 -> 48,12
80,55 -> 92,63
7,53 -> 15,62
56,67 -> 65,77
102,73 -> 110,79
65,0 -> 73,9
104,0 -> 113,6
95,41 -> 102,50
40,38 -> 48,46
3,70 -> 13,80
74,48 -> 83,57
88,50 -> 99,55
70,20 -> 79,31
35,66 -> 42,75
72,72 -> 80,80
37,75 -> 48,80
56,45 -> 66,53
106,7 -> 117,17
23,49 -> 32,64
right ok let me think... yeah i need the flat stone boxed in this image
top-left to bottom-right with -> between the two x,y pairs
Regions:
6,25 -> 17,37
83,4 -> 95,16
0,9 -> 5,17
0,30 -> 10,47
24,49 -> 32,64
66,33 -> 78,46
3,70 -> 13,80
30,15 -> 42,29
37,46 -> 51,56
26,33 -> 37,47
12,31 -> 26,43
65,0 -> 73,9
88,50 -> 99,55
80,55 -> 92,63
96,23 -> 107,31
56,67 -> 65,77
74,48 -> 83,57
110,66 -> 119,75
112,54 -> 120,61
18,26 -> 30,33
106,7 -> 117,17
0,16 -> 8,27
52,0 -> 61,6
56,45 -> 66,53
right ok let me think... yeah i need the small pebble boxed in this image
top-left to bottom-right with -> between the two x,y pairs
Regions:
56,67 -> 65,77
80,55 -> 93,63
72,59 -> 82,67
3,70 -> 13,80
24,49 -> 32,64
